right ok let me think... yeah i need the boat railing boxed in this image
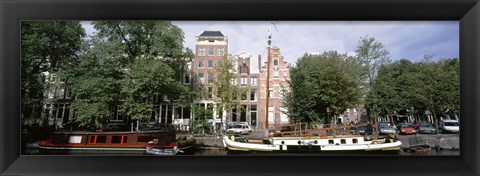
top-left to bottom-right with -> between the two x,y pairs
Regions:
270,123 -> 368,136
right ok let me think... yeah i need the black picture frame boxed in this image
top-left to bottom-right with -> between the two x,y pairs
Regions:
1,0 -> 479,176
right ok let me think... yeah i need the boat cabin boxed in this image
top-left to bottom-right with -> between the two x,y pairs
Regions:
45,130 -> 175,147
270,136 -> 366,146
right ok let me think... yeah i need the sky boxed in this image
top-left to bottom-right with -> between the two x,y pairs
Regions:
80,21 -> 459,67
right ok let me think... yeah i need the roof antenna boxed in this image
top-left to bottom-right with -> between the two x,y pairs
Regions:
270,21 -> 279,32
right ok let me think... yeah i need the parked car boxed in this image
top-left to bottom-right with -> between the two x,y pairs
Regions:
227,124 -> 253,135
440,119 -> 460,133
395,122 -> 407,130
227,122 -> 248,129
398,124 -> 417,135
351,125 -> 372,135
418,122 -> 437,134
378,123 -> 396,134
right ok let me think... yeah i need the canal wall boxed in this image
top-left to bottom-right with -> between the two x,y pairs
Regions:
397,134 -> 459,149
180,134 -> 224,150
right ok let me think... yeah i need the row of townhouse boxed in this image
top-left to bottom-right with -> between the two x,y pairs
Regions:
190,31 -> 291,130
43,30 -> 365,131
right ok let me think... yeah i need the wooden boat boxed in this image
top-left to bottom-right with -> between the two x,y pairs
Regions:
38,128 -> 178,155
402,144 -> 432,152
223,134 -> 402,152
146,136 -> 196,155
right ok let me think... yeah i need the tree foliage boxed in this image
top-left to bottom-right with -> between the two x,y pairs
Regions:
70,21 -> 193,128
367,57 -> 459,120
285,51 -> 363,124
355,36 -> 391,86
21,21 -> 85,125
208,57 -> 248,119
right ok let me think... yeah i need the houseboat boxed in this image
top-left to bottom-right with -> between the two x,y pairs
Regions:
223,134 -> 402,153
38,127 -> 179,155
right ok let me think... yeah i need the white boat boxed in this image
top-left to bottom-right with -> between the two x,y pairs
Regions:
223,135 -> 402,152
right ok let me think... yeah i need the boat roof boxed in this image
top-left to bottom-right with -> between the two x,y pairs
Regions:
52,130 -> 172,135
270,134 -> 363,140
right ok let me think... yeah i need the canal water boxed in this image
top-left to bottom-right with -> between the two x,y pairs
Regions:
24,146 -> 459,156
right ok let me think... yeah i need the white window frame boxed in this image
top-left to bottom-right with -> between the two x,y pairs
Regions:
218,48 -> 224,56
273,70 -> 279,79
198,48 -> 205,56
198,60 -> 205,68
198,73 -> 205,84
250,89 -> 257,101
240,77 -> 248,86
251,76 -> 257,86
208,48 -> 214,56
183,73 -> 191,85
208,60 -> 214,68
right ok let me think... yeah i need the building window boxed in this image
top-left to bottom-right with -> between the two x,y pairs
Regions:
208,60 -> 214,68
218,60 -> 224,66
208,87 -> 213,99
232,107 -> 237,122
198,73 -> 204,84
241,66 -> 247,74
111,105 -> 123,121
208,48 -> 214,56
240,105 -> 247,122
198,60 -> 204,68
269,88 -> 273,98
184,73 -> 190,84
240,77 -> 247,86
208,73 -> 214,83
274,70 -> 279,79
250,105 -> 257,126
251,76 -> 257,86
231,78 -> 236,85
274,59 -> 279,66
280,86 -> 287,98
250,89 -> 257,101
198,48 -> 205,56
218,48 -> 225,56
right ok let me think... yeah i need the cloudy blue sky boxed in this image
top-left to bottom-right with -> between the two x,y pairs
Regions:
81,21 -> 459,66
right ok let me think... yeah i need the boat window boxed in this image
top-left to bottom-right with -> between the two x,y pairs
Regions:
89,136 -> 96,143
341,139 -> 346,144
328,140 -> 334,144
122,136 -> 128,144
96,136 -> 107,143
138,136 -> 155,143
69,136 -> 82,144
112,136 -> 122,143
353,139 -> 358,144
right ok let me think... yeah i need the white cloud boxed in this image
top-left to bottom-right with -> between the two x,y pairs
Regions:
81,21 -> 459,65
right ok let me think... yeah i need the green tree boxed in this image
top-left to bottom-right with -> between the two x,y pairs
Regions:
367,59 -> 416,118
367,57 -> 459,123
21,21 -> 85,125
203,56 -> 248,130
192,104 -> 214,134
416,57 -> 460,120
285,51 -> 362,124
70,21 -> 193,128
355,36 -> 391,120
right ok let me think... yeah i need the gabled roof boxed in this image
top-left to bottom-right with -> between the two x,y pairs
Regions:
199,31 -> 224,37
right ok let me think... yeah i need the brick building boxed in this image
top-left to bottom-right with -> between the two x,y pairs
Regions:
258,46 -> 291,128
230,52 -> 260,128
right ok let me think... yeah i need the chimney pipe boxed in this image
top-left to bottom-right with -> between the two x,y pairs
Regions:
258,55 -> 262,72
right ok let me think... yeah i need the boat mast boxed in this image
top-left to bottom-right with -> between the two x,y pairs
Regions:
265,29 -> 272,129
